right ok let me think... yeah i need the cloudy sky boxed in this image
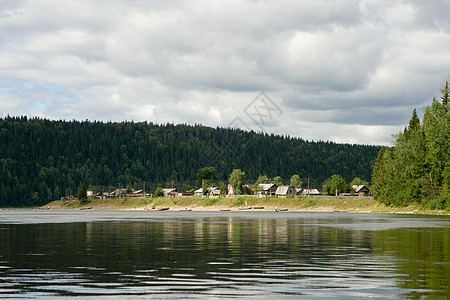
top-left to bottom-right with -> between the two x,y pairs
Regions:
1,0 -> 449,145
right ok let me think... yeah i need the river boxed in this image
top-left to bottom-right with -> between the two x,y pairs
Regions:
0,210 -> 448,299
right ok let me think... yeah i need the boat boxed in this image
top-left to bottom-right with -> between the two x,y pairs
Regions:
157,207 -> 169,211
79,207 -> 92,210
238,207 -> 252,210
219,208 -> 231,211
274,207 -> 288,212
252,206 -> 264,209
180,208 -> 192,211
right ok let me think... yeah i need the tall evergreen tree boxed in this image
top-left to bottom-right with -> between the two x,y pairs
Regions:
371,82 -> 450,208
78,184 -> 88,202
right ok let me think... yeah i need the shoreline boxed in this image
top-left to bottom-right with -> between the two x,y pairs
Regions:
39,197 -> 449,216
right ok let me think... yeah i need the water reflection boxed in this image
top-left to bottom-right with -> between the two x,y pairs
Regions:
0,212 -> 448,298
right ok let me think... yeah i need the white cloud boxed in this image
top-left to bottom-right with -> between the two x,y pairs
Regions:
1,0 -> 450,145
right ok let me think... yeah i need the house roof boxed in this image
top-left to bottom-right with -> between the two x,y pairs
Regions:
275,185 -> 293,195
109,189 -> 126,195
302,188 -> 320,195
209,187 -> 220,195
258,183 -> 276,191
352,185 -> 369,192
162,188 -> 177,196
194,187 -> 220,194
241,184 -> 253,194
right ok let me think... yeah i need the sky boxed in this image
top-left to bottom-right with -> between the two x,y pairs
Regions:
1,0 -> 450,146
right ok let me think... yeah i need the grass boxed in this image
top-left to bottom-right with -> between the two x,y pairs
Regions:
303,199 -> 317,208
204,198 -> 220,206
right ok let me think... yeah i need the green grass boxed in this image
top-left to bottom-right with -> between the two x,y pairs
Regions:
203,198 -> 220,206
233,197 -> 246,207
303,199 -> 317,208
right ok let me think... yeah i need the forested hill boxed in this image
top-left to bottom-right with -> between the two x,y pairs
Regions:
0,117 -> 381,206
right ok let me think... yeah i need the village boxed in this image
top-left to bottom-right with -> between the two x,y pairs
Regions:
67,182 -> 372,201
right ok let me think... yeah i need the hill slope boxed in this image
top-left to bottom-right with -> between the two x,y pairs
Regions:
0,117 -> 381,206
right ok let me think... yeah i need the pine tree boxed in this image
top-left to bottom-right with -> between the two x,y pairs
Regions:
372,148 -> 392,204
78,184 -> 88,203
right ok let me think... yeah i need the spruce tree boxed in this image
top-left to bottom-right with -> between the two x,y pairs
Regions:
78,184 -> 88,203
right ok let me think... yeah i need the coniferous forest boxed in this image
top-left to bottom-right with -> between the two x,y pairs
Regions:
372,82 -> 450,209
0,117 -> 381,206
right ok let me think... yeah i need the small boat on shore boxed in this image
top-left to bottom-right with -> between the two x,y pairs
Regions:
157,207 -> 169,211
180,208 -> 192,211
252,206 -> 264,209
219,208 -> 231,211
275,207 -> 288,212
238,207 -> 252,210
79,207 -> 92,210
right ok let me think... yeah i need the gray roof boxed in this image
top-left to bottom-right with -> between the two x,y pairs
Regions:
275,185 -> 293,195
209,187 -> 221,195
258,183 -> 276,191
352,185 -> 369,192
302,189 -> 320,195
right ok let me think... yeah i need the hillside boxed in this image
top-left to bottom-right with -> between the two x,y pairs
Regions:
0,117 -> 381,206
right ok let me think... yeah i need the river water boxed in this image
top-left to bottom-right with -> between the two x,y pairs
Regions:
0,210 -> 448,299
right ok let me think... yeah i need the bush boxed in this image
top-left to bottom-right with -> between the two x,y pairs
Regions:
436,194 -> 450,210
421,195 -> 450,210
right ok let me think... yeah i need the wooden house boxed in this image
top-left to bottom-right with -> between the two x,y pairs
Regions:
241,184 -> 254,195
227,184 -> 234,197
127,189 -> 151,198
275,185 -> 296,198
257,184 -> 278,197
352,185 -> 371,197
110,189 -> 127,198
194,188 -> 203,196
208,187 -> 221,198
162,188 -> 177,198
301,189 -> 321,196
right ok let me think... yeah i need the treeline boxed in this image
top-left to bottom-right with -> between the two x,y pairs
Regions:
372,82 -> 450,209
0,117 -> 381,206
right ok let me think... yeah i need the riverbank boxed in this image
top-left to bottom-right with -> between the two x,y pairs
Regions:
41,196 -> 449,215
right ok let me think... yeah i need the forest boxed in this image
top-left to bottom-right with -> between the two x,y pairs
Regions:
372,82 -> 449,209
0,117 -> 381,206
